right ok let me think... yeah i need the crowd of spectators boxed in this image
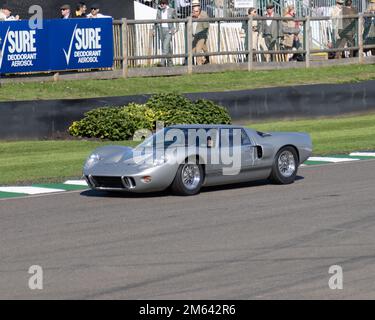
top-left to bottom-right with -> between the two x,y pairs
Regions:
239,4 -> 303,62
144,0 -> 375,64
238,0 -> 375,62
0,2 -> 112,21
59,2 -> 111,19
154,0 -> 210,66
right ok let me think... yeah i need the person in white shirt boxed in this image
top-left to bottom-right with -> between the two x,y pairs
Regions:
0,10 -> 6,20
1,5 -> 19,21
153,0 -> 179,67
87,3 -> 111,18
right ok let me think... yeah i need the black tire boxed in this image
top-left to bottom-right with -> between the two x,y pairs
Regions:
171,161 -> 204,196
269,146 -> 299,185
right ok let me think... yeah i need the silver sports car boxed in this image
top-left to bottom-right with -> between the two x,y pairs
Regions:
83,125 -> 312,196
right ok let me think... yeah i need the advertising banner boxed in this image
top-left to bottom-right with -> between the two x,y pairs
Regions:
0,18 -> 114,74
49,18 -> 114,71
0,20 -> 49,73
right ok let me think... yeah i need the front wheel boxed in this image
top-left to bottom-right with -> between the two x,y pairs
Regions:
269,147 -> 298,184
171,163 -> 203,196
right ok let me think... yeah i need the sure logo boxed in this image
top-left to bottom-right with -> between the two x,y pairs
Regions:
0,28 -> 38,68
8,30 -> 37,53
75,28 -> 101,50
63,25 -> 102,65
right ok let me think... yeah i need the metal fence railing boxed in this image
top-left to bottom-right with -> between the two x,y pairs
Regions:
135,0 -> 370,18
312,0 -> 366,14
113,13 -> 374,75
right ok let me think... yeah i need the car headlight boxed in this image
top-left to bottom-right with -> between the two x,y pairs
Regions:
84,153 -> 101,169
136,154 -> 168,168
152,155 -> 167,166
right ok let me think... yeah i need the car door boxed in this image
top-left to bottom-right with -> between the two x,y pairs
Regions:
205,128 -> 255,185
240,128 -> 256,172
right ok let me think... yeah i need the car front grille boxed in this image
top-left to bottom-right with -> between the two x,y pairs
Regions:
88,176 -> 135,189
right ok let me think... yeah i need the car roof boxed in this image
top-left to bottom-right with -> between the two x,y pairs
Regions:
168,124 -> 244,129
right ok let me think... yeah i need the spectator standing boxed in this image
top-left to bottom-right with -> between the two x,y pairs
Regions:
74,2 -> 87,18
192,4 -> 210,65
60,4 -> 72,19
262,3 -> 283,61
340,0 -> 358,57
282,5 -> 300,61
241,8 -> 268,62
87,4 -> 111,18
364,0 -> 375,56
154,0 -> 179,67
1,5 -> 19,20
242,8 -> 257,56
331,0 -> 344,57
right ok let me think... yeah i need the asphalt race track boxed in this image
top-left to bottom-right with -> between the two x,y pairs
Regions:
1,160 -> 375,299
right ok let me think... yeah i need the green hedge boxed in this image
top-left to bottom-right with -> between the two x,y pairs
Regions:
68,93 -> 232,141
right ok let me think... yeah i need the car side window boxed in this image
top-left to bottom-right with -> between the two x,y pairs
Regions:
241,129 -> 252,146
220,128 -> 242,147
187,128 -> 218,148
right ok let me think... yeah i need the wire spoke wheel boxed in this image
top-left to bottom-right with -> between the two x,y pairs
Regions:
277,150 -> 296,178
269,146 -> 298,185
181,164 -> 201,190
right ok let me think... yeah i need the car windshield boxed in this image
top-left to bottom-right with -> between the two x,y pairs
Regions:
136,127 -> 218,149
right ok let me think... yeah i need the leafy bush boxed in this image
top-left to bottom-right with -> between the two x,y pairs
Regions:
69,104 -> 153,140
69,93 -> 232,141
145,93 -> 191,113
190,99 -> 232,124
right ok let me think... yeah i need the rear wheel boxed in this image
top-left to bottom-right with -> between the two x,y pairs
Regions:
171,162 -> 203,196
269,146 -> 298,184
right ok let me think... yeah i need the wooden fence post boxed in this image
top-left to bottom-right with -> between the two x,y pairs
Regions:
358,13 -> 364,64
247,16 -> 253,72
121,18 -> 129,78
187,16 -> 193,75
305,16 -> 311,68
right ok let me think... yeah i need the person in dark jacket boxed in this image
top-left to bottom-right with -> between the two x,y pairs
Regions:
60,4 -> 72,19
192,5 -> 210,65
74,2 -> 87,18
261,3 -> 283,61
336,0 -> 358,57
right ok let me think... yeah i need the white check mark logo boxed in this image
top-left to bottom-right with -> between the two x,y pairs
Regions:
0,27 -> 11,69
63,24 -> 78,66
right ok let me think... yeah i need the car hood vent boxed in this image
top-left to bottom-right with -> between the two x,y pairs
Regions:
257,131 -> 272,138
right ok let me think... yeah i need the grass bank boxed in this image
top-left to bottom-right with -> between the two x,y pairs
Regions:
1,64 -> 375,101
0,140 -> 137,186
1,113 -> 375,185
248,113 -> 375,155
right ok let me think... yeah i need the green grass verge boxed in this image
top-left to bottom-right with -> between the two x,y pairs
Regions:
247,113 -> 375,155
1,113 -> 375,186
1,64 -> 375,101
0,140 -> 137,186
